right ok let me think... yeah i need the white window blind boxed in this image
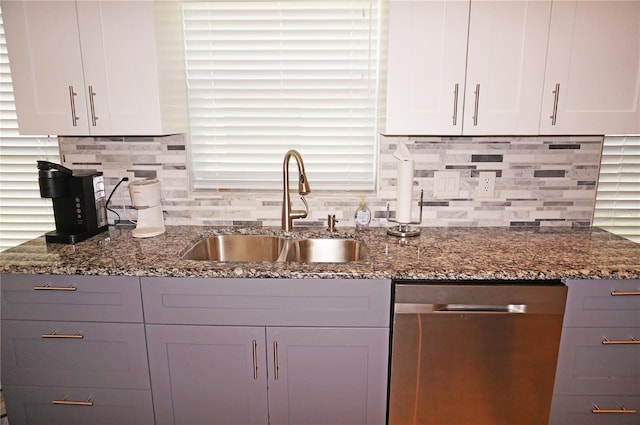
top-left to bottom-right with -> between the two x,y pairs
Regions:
183,0 -> 384,191
593,135 -> 640,243
0,6 -> 59,252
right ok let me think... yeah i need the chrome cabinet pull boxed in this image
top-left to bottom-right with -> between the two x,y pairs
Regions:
472,84 -> 480,126
549,83 -> 560,125
41,331 -> 84,339
273,341 -> 279,381
611,289 -> 640,296
88,85 -> 98,126
52,397 -> 93,407
33,284 -> 77,291
592,403 -> 636,414
252,340 -> 258,380
68,86 -> 80,127
452,83 -> 459,125
602,336 -> 639,345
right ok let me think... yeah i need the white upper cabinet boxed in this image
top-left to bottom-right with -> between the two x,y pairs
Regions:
1,0 -> 188,136
541,1 -> 640,135
464,0 -> 551,135
384,1 -> 469,135
384,0 -> 551,136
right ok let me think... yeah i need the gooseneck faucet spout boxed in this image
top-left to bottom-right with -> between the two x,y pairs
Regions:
282,149 -> 310,232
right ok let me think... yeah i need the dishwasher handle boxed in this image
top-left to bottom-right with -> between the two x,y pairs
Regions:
395,303 -> 528,314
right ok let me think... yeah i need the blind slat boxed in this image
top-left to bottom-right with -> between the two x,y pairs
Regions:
183,0 -> 384,191
594,135 -> 640,243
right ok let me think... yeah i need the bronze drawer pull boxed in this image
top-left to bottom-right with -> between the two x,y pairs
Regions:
33,285 -> 77,291
611,289 -> 640,296
52,397 -> 93,407
41,331 -> 84,339
602,336 -> 639,345
592,403 -> 636,414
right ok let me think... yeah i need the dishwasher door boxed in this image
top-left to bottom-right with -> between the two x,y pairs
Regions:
388,282 -> 567,425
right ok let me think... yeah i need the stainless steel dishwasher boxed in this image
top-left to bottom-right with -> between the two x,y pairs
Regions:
388,281 -> 567,425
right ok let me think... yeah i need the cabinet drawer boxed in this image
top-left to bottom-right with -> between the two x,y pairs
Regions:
550,395 -> 639,425
1,274 -> 143,322
563,279 -> 640,327
1,320 -> 150,389
554,327 -> 640,395
3,386 -> 154,425
141,277 -> 391,327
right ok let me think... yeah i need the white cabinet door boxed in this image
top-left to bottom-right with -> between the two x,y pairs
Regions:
2,0 -> 187,136
1,1 -> 89,135
464,0 -> 551,134
384,0 -> 469,135
541,0 -> 640,135
266,327 -> 389,425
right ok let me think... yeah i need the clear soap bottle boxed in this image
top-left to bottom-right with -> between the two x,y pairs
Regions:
354,196 -> 372,230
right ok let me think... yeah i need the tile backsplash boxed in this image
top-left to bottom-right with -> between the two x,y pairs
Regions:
58,134 -> 603,228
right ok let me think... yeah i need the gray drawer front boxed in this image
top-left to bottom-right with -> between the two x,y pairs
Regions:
1,274 -> 143,322
2,320 -> 150,389
550,395 -> 639,425
554,327 -> 640,395
141,277 -> 391,327
563,279 -> 640,327
3,386 -> 154,425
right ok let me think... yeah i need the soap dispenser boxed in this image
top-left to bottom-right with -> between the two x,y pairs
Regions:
354,196 -> 372,230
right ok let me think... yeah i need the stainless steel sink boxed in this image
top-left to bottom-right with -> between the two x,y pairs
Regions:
182,235 -> 286,262
182,234 -> 367,263
284,238 -> 367,263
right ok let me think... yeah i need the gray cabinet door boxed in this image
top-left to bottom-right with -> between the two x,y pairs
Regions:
2,386 -> 154,425
146,324 -> 269,425
563,279 -> 640,327
266,327 -> 389,425
2,320 -> 150,389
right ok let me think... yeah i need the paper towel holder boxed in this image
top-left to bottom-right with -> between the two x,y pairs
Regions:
387,189 -> 423,237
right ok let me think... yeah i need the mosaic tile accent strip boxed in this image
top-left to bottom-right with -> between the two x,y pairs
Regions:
58,134 -> 603,228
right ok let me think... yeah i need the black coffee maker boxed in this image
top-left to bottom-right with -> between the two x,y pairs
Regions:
38,161 -> 109,244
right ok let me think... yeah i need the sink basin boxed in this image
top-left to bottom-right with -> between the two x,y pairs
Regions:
284,238 -> 367,263
182,234 -> 367,263
182,235 -> 286,262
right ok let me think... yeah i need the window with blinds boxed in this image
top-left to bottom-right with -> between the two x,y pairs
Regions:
593,135 -> 640,243
182,0 -> 385,191
0,6 -> 59,252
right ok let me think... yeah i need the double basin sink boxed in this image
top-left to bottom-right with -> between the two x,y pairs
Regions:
182,234 -> 367,263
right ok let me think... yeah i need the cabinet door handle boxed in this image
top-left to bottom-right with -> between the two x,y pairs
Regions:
33,284 -> 77,291
592,403 -> 636,414
88,85 -> 99,126
602,336 -> 639,345
273,341 -> 279,381
611,289 -> 640,296
41,331 -> 84,339
68,86 -> 80,127
472,84 -> 480,126
549,83 -> 560,125
452,83 -> 459,126
252,340 -> 258,380
52,397 -> 93,407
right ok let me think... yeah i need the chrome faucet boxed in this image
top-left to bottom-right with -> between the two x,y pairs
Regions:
282,149 -> 310,231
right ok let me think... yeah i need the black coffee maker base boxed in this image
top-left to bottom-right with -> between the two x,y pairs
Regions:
44,226 -> 109,244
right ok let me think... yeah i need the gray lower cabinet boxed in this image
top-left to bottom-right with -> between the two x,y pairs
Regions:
549,279 -> 640,425
141,277 -> 391,425
0,274 -> 154,425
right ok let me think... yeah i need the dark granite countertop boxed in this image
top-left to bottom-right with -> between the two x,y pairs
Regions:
0,225 -> 639,280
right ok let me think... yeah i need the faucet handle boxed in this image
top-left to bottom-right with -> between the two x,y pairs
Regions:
327,214 -> 338,232
299,195 -> 309,218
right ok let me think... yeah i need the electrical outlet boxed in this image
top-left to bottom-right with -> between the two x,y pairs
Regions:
478,171 -> 496,198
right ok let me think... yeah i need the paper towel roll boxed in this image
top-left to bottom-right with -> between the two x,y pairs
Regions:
393,143 -> 414,223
